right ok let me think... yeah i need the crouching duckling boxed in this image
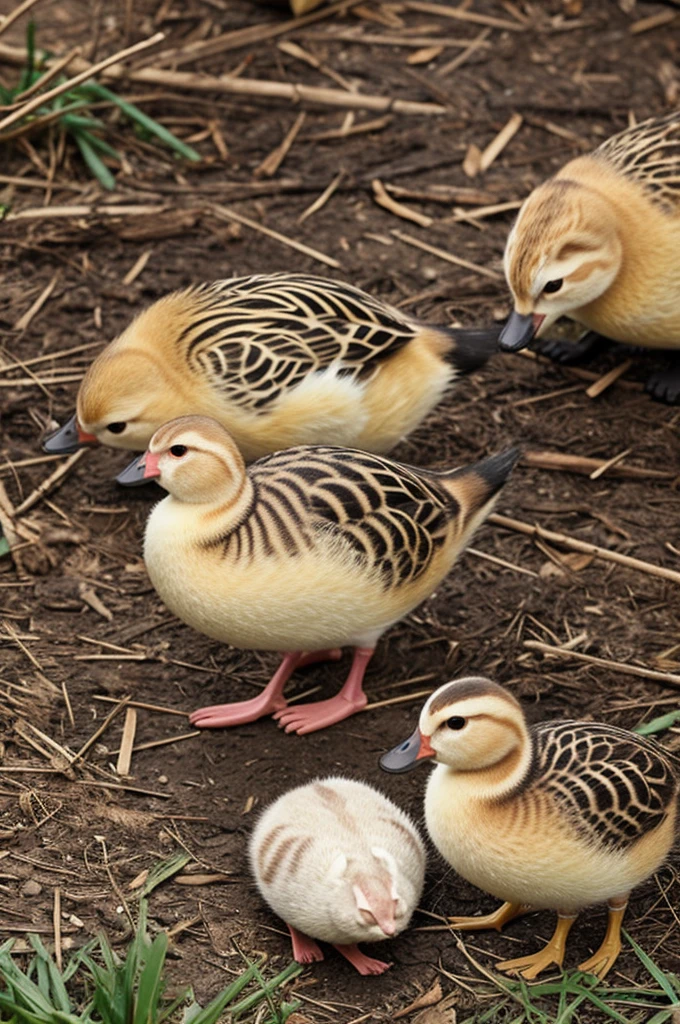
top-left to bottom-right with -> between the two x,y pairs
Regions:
119,416 -> 517,735
249,777 -> 425,974
500,112 -> 680,401
381,676 -> 679,979
43,272 -> 499,462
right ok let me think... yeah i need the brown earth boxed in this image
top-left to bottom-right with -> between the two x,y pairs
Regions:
1,0 -> 679,1021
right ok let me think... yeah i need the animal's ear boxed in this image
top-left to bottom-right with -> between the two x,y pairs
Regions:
371,846 -> 400,901
328,853 -> 348,880
353,885 -> 372,913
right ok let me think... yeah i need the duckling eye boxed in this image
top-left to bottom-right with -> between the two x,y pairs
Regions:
106,422 -> 126,434
543,279 -> 563,295
170,445 -> 188,458
446,716 -> 466,731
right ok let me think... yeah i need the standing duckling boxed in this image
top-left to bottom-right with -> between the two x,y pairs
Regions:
382,676 -> 679,979
249,777 -> 425,975
499,112 -> 680,401
120,416 -> 517,734
43,272 -> 499,461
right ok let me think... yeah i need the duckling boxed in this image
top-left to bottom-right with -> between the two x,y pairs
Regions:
381,676 -> 679,979
119,416 -> 517,734
42,273 -> 500,462
499,112 -> 680,401
249,776 -> 425,974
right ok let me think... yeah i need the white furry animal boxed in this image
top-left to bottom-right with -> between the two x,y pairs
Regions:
249,777 -> 426,975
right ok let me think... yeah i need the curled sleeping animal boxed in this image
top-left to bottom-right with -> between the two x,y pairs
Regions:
249,777 -> 425,975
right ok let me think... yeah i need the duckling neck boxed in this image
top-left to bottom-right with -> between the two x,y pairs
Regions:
160,476 -> 257,548
439,732 -> 535,804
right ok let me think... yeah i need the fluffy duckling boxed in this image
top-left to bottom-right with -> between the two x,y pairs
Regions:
42,272 -> 499,462
381,676 -> 679,980
499,112 -> 680,401
249,777 -> 425,974
120,416 -> 517,734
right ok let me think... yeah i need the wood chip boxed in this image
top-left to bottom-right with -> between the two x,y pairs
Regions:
407,45 -> 444,65
462,142 -> 482,178
585,359 -> 633,398
116,708 -> 137,777
174,873 -> 232,885
630,10 -> 676,33
13,273 -> 60,331
479,112 -> 523,172
212,204 -> 341,268
372,179 -> 433,226
392,229 -> 502,280
254,112 -> 306,179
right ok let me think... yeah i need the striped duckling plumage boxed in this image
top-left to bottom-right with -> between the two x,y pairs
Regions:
121,416 -> 517,734
382,676 -> 679,979
43,273 -> 499,462
249,777 -> 425,975
499,112 -> 680,400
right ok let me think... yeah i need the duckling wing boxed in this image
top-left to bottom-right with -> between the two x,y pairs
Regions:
595,112 -> 680,214
250,445 -> 456,588
181,274 -> 421,412
534,721 -> 678,851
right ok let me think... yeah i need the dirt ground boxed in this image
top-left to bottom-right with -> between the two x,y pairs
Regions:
1,0 -> 680,1020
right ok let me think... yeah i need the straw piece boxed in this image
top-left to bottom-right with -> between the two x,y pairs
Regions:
278,40 -> 354,91
70,698 -> 130,766
53,888 -> 62,971
490,512 -> 680,585
522,449 -> 673,481
372,179 -> 433,226
467,546 -> 538,578
630,10 -> 676,34
585,359 -> 633,399
298,170 -> 345,223
363,688 -> 434,711
450,200 -> 522,222
392,229 -> 502,280
589,448 -> 633,481
76,779 -> 170,798
212,204 -> 341,268
92,694 -> 188,716
479,113 -> 523,172
524,640 -> 680,691
13,274 -> 60,332
122,249 -> 152,285
437,28 -> 491,77
116,708 -> 137,777
0,0 -> 43,40
254,111 -> 306,179
13,450 -> 86,516
402,0 -> 525,30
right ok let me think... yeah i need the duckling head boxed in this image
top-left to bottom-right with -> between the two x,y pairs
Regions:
500,179 -> 622,351
381,677 -> 530,794
124,415 -> 247,508
327,848 -> 402,941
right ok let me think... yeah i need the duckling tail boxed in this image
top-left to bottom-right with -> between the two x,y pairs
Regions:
441,324 -> 501,375
440,447 -> 520,522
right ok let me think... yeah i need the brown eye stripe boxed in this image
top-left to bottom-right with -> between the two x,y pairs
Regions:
532,721 -> 678,851
175,273 -> 421,414
206,446 -> 461,589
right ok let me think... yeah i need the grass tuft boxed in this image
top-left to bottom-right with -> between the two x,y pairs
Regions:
0,24 -> 200,191
0,898 -> 301,1024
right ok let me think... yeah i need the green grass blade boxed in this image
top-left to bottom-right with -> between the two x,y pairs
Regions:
19,21 -> 36,93
231,962 -> 303,1018
139,852 -> 192,897
644,1012 -> 676,1024
72,130 -> 116,190
76,81 -> 201,161
133,933 -> 168,1024
27,935 -> 72,1014
61,114 -> 108,132
624,930 -> 679,1001
634,709 -> 680,735
184,963 -> 262,1024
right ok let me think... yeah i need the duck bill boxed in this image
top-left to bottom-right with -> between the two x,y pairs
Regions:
379,727 -> 435,774
43,413 -> 99,454
116,451 -> 161,487
499,310 -> 546,352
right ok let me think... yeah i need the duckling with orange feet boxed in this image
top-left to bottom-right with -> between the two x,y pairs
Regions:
382,676 -> 679,979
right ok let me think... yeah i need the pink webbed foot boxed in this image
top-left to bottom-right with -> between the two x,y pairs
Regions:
274,691 -> 368,735
273,646 -> 374,735
288,924 -> 324,965
333,943 -> 392,976
189,690 -> 287,728
189,649 -> 345,729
